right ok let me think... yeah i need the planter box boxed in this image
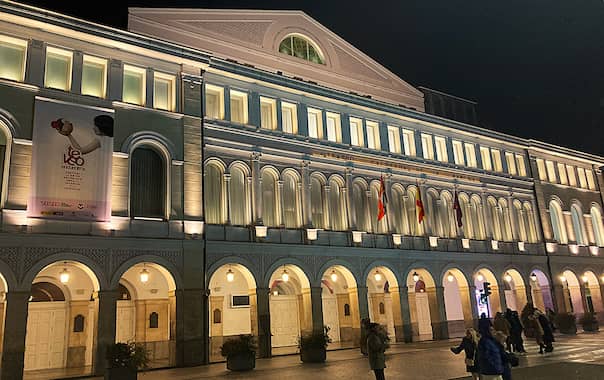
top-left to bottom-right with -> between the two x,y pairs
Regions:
226,352 -> 256,371
105,367 -> 137,380
300,347 -> 326,363
582,323 -> 599,332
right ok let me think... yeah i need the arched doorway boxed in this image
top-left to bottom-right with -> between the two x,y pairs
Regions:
406,269 -> 437,341
116,262 -> 177,368
208,264 -> 257,362
502,269 -> 528,312
268,264 -> 311,355
320,266 -> 360,349
581,271 -> 602,315
474,269 -> 502,317
442,268 -> 473,338
366,266 -> 401,340
561,270 -> 583,315
529,270 -> 553,312
24,261 -> 99,374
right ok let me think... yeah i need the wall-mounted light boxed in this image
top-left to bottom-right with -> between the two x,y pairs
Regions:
461,238 -> 470,249
582,274 -> 589,284
330,270 -> 338,282
226,268 -> 235,283
306,228 -> 319,241
352,231 -> 365,243
374,270 -> 382,282
476,273 -> 484,282
392,234 -> 402,246
255,225 -> 268,238
530,273 -> 537,282
504,273 -> 512,283
429,236 -> 438,247
139,267 -> 150,283
412,272 -> 419,282
491,240 -> 499,250
59,265 -> 70,284
518,241 -> 525,252
447,272 -> 454,283
281,268 -> 289,282
560,275 -> 567,283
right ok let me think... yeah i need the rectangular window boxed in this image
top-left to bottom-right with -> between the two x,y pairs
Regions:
586,170 -> 596,190
307,108 -> 322,139
122,64 -> 146,106
491,149 -> 502,171
557,163 -> 568,185
480,147 -> 492,170
566,165 -> 577,186
387,126 -> 401,153
452,140 -> 465,165
435,136 -> 448,162
153,72 -> 176,111
0,35 -> 27,82
326,112 -> 341,142
260,97 -> 276,130
402,129 -> 416,156
515,154 -> 526,176
505,152 -> 517,175
205,84 -> 224,119
81,55 -> 107,98
366,121 -> 380,150
349,117 -> 364,147
421,134 -> 434,160
577,167 -> 587,188
281,101 -> 298,134
465,143 -> 477,167
545,160 -> 557,182
45,46 -> 72,91
536,159 -> 547,181
229,90 -> 248,124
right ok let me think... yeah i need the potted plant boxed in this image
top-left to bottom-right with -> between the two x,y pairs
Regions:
579,312 -> 599,332
554,312 -> 577,335
220,334 -> 257,371
299,326 -> 332,363
105,342 -> 149,380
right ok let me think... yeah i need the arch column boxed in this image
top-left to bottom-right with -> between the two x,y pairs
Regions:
277,180 -> 285,227
481,190 -> 493,239
498,285 -> 508,312
179,288 -> 205,366
252,153 -> 262,224
468,285 -> 479,322
256,287 -> 271,358
0,291 -> 29,380
364,190 -> 372,232
507,194 -> 518,241
356,286 -> 369,320
395,286 -> 412,343
345,168 -> 355,229
224,173 -> 231,225
310,286 -> 324,333
323,185 -> 331,230
431,286 -> 449,340
525,285 -> 534,307
93,290 -> 119,376
580,283 -> 589,314
531,199 -> 544,241
301,161 -> 311,227
384,174 -> 394,233
553,284 -> 566,313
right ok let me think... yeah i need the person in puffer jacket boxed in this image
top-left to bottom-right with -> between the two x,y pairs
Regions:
476,324 -> 504,380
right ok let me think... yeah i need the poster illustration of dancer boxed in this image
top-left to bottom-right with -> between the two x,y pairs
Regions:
28,97 -> 114,221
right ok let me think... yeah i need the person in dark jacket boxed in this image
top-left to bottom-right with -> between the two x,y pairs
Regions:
477,324 -> 504,380
494,331 -> 512,380
536,310 -> 554,353
367,323 -> 386,380
505,309 -> 526,353
451,328 -> 480,380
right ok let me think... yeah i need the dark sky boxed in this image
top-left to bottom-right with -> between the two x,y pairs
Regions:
21,0 -> 604,156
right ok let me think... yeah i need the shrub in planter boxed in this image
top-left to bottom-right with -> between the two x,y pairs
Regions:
520,304 -> 537,338
105,342 -> 149,380
554,312 -> 577,335
579,312 -> 599,332
299,326 -> 332,363
220,335 -> 257,371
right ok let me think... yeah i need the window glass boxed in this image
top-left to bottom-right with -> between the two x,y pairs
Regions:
421,134 -> 434,160
566,165 -> 577,186
260,97 -> 276,130
310,177 -> 325,229
205,84 -> 224,119
307,108 -> 322,139
536,159 -> 547,181
278,35 -> 324,64
402,129 -> 416,156
480,147 -> 492,170
45,47 -> 72,91
204,163 -> 225,224
81,55 -> 107,98
435,136 -> 448,162
130,147 -> 165,218
387,126 -> 401,153
326,112 -> 341,142
281,102 -> 298,134
0,35 -> 27,82
505,152 -> 516,175
465,143 -> 477,167
491,149 -> 502,171
515,154 -> 526,176
557,163 -> 568,185
545,160 -> 557,183
229,90 -> 248,124
261,171 -> 278,226
230,166 -> 250,226
452,140 -> 464,165
349,117 -> 364,147
366,121 -> 380,150
122,65 -> 145,106
577,167 -> 587,188
586,170 -> 596,190
153,72 -> 175,111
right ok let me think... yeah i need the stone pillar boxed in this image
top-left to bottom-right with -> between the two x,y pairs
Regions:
301,161 -> 312,227
507,194 -> 518,241
345,167 -> 356,229
277,180 -> 285,227
397,286 -> 412,343
600,284 -> 604,312
357,286 -> 369,320
365,190 -> 372,232
0,291 -> 30,380
384,174 -> 394,233
310,286 -> 324,333
252,152 -> 262,224
579,284 -> 589,314
433,286 -> 449,340
498,285 -> 507,313
531,198 -> 544,242
481,189 -> 493,239
468,285 -> 479,323
256,287 -> 271,358
323,185 -> 331,230
224,173 -> 231,225
175,289 -> 205,366
93,290 -> 119,376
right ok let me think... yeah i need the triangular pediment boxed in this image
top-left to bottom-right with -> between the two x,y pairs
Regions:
128,8 -> 424,110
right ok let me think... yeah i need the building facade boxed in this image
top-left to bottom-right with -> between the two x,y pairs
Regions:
0,2 -> 603,379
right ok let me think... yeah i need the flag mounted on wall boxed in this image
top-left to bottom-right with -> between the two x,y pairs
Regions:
453,190 -> 463,228
416,186 -> 425,223
377,175 -> 387,221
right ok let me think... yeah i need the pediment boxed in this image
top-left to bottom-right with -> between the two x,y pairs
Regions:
128,8 -> 424,110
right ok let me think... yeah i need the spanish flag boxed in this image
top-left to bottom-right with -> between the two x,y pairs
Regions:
416,188 -> 425,223
377,176 -> 387,221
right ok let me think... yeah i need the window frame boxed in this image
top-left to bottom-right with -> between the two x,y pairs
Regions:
505,152 -> 516,175
515,154 -> 526,176
465,143 -> 477,168
325,112 -> 341,143
545,160 -> 557,183
0,34 -> 28,82
566,165 -> 577,186
577,167 -> 587,189
434,136 -> 448,162
204,84 -> 225,120
480,146 -> 492,171
44,46 -> 73,91
421,133 -> 434,160
307,107 -> 323,139
229,89 -> 249,124
491,149 -> 503,172
402,129 -> 416,156
365,121 -> 380,150
387,125 -> 401,153
349,117 -> 364,147
81,54 -> 107,98
557,163 -> 568,185
536,159 -> 547,181
129,143 -> 170,220
452,140 -> 465,166
122,64 -> 146,106
281,101 -> 298,134
153,71 -> 176,111
259,96 -> 277,130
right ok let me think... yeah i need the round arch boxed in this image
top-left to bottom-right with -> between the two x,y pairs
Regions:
501,268 -> 528,312
528,268 -> 554,312
473,266 -> 503,316
21,252 -> 105,291
561,269 -> 583,314
110,255 -> 181,291
441,267 -> 473,338
366,264 -> 401,341
581,270 -> 603,314
207,256 -> 261,289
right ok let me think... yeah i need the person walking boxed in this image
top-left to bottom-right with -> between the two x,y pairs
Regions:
506,309 -> 525,353
493,312 -> 512,351
536,310 -> 554,353
367,322 -> 387,380
528,314 -> 545,354
451,328 -> 480,380
494,331 -> 514,380
477,325 -> 504,380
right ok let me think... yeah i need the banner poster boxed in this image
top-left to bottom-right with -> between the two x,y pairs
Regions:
28,97 -> 114,221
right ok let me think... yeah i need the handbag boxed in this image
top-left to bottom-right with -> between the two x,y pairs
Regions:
507,352 -> 519,367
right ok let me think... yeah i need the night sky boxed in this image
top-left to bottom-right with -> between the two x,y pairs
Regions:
20,0 -> 604,156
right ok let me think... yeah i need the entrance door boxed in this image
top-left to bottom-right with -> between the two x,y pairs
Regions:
270,295 -> 300,347
25,302 -> 67,370
116,300 -> 135,343
322,295 -> 340,342
415,293 -> 433,341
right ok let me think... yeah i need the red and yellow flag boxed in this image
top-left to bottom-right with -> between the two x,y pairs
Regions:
377,176 -> 387,221
416,188 -> 425,223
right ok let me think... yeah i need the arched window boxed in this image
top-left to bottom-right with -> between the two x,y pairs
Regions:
524,202 -> 538,243
261,169 -> 279,227
591,206 -> 604,247
369,182 -> 387,233
514,200 -> 527,242
471,195 -> 486,240
204,162 -> 225,224
549,200 -> 567,244
459,193 -> 473,239
310,175 -> 325,229
499,198 -> 513,241
571,204 -> 587,245
352,181 -> 369,231
328,177 -> 348,231
278,35 -> 324,64
149,312 -> 159,328
391,185 -> 408,235
489,197 -> 502,241
130,146 -> 166,218
343,303 -> 351,316
282,171 -> 301,228
440,191 -> 456,238
406,186 -> 424,236
229,165 -> 250,226
426,190 -> 440,236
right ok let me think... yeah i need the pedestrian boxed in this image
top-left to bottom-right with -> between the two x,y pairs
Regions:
476,325 -> 504,380
528,314 -> 545,354
505,309 -> 525,353
479,312 -> 493,334
360,318 -> 370,356
366,322 -> 387,380
546,308 -> 557,332
536,310 -> 554,353
493,312 -> 511,351
494,331 -> 513,380
450,328 -> 480,380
